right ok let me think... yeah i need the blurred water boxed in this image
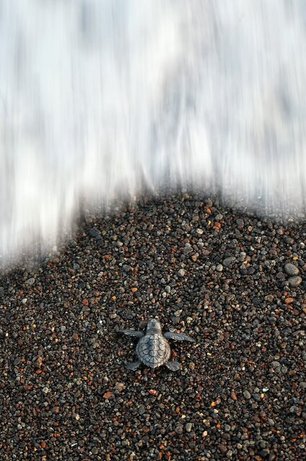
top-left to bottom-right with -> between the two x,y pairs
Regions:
1,0 -> 306,263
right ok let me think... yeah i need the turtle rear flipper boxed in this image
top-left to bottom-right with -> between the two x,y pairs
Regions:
126,360 -> 141,371
118,329 -> 144,338
164,332 -> 195,342
165,360 -> 181,371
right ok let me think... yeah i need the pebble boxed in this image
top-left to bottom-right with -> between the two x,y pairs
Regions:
184,243 -> 193,255
219,444 -> 227,454
284,263 -> 299,276
288,276 -> 302,287
178,268 -> 186,277
175,424 -> 184,434
223,257 -> 236,267
122,264 -> 132,273
265,294 -> 274,302
138,405 -> 145,415
119,309 -> 135,320
25,277 -> 35,286
243,390 -> 251,400
237,219 -> 244,228
185,423 -> 193,432
88,227 -> 102,240
115,382 -> 126,392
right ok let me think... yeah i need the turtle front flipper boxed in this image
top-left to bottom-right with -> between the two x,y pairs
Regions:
118,329 -> 144,338
126,360 -> 141,371
164,332 -> 195,342
165,360 -> 181,371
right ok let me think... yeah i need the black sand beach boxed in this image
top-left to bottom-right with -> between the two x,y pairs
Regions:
0,194 -> 305,460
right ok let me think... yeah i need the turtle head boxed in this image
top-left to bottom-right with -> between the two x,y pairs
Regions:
146,318 -> 162,334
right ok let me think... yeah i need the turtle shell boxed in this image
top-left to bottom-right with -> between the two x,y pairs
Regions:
136,333 -> 171,368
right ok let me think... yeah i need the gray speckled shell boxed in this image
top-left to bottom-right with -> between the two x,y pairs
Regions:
136,334 -> 171,368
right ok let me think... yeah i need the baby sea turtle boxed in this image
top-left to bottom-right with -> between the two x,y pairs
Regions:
119,319 -> 195,371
